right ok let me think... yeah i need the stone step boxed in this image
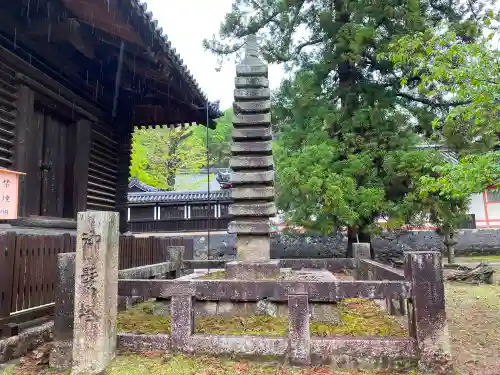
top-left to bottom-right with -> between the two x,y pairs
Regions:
233,113 -> 271,126
231,186 -> 275,200
235,76 -> 269,88
230,155 -> 274,169
236,64 -> 268,77
231,141 -> 272,153
234,88 -> 270,100
229,202 -> 276,217
231,170 -> 274,184
233,100 -> 271,113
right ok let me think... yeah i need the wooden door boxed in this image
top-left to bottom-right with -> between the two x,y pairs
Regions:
24,107 -> 76,218
40,115 -> 69,217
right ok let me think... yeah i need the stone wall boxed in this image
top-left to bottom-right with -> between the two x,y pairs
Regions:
188,229 -> 500,261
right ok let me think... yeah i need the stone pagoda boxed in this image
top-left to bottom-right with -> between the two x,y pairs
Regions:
227,35 -> 278,279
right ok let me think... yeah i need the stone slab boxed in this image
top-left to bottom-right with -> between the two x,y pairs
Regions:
229,202 -> 276,217
232,113 -> 271,126
235,76 -> 269,88
233,100 -> 271,113
232,127 -> 272,141
234,88 -> 270,100
231,141 -> 273,153
231,186 -> 274,200
231,170 -> 274,184
225,260 -> 280,279
236,64 -> 268,77
230,155 -> 274,169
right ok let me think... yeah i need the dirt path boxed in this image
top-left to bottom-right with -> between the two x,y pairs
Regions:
445,283 -> 500,375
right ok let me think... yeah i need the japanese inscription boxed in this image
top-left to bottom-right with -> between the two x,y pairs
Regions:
0,169 -> 21,219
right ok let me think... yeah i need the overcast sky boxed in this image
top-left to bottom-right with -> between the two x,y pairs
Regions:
144,0 -> 284,110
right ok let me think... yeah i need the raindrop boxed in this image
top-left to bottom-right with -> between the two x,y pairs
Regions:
13,29 -> 17,49
47,24 -> 51,43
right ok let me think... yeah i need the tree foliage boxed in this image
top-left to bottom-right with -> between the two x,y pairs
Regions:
130,127 -> 206,190
129,111 -> 233,190
387,12 -> 500,150
191,109 -> 233,168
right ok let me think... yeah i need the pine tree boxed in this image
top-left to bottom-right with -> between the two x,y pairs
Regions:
204,0 -> 491,257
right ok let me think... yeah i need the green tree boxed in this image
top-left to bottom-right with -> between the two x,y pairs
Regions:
387,12 -> 500,150
385,12 -> 500,262
130,127 -> 206,190
191,109 -> 233,168
418,153 -> 500,263
205,0 -> 487,256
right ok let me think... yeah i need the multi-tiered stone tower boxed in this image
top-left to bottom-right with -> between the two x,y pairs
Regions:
227,35 -> 277,279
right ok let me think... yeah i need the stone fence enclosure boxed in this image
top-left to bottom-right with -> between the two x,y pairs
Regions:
45,210 -> 453,375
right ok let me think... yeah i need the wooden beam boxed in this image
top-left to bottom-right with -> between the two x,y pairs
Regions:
24,18 -> 96,59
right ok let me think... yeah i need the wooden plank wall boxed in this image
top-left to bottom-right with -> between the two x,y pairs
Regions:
0,59 -> 17,168
87,122 -> 119,210
0,232 -> 194,334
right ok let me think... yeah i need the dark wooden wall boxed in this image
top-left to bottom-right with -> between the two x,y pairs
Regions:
0,46 -> 133,229
87,123 -> 119,211
0,59 -> 16,169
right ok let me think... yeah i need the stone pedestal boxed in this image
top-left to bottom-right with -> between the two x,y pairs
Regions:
225,260 -> 280,279
71,211 -> 119,375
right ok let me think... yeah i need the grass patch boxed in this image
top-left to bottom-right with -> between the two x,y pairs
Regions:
104,353 -> 421,375
117,299 -> 406,337
197,270 -> 226,280
464,255 -> 500,263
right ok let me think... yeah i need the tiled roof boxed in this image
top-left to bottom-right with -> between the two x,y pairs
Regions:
128,177 -> 164,192
416,144 -> 458,164
128,190 -> 231,204
126,0 -> 221,120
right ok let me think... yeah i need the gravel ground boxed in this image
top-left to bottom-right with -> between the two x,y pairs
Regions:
445,282 -> 500,375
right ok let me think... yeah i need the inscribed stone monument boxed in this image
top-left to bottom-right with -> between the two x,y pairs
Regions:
71,211 -> 119,375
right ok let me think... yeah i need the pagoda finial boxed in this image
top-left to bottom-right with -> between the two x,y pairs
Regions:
244,34 -> 259,59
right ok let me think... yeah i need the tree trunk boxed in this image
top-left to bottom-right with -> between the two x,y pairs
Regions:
346,227 -> 357,258
443,228 -> 457,265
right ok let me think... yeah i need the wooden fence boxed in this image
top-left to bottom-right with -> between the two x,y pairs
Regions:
0,232 -> 193,335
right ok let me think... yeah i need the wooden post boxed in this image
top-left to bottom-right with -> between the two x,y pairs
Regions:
13,85 -> 35,217
115,126 -> 132,234
73,120 -> 92,215
404,251 -> 453,374
72,211 -> 119,375
0,233 -> 16,323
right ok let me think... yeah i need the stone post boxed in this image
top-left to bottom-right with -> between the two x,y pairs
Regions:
72,211 -> 119,375
404,251 -> 453,374
353,242 -> 370,279
227,34 -> 278,279
49,253 -> 76,370
288,294 -> 311,365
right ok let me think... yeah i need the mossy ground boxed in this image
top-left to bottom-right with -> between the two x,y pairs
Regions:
117,298 -> 406,337
2,352 -> 423,375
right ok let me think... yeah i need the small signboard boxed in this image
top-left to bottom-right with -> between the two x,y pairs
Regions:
0,169 -> 25,220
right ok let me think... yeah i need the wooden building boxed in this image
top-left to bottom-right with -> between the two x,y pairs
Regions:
0,0 -> 219,232
127,178 -> 232,233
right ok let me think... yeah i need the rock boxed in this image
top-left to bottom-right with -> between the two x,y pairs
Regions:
256,299 -> 278,317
